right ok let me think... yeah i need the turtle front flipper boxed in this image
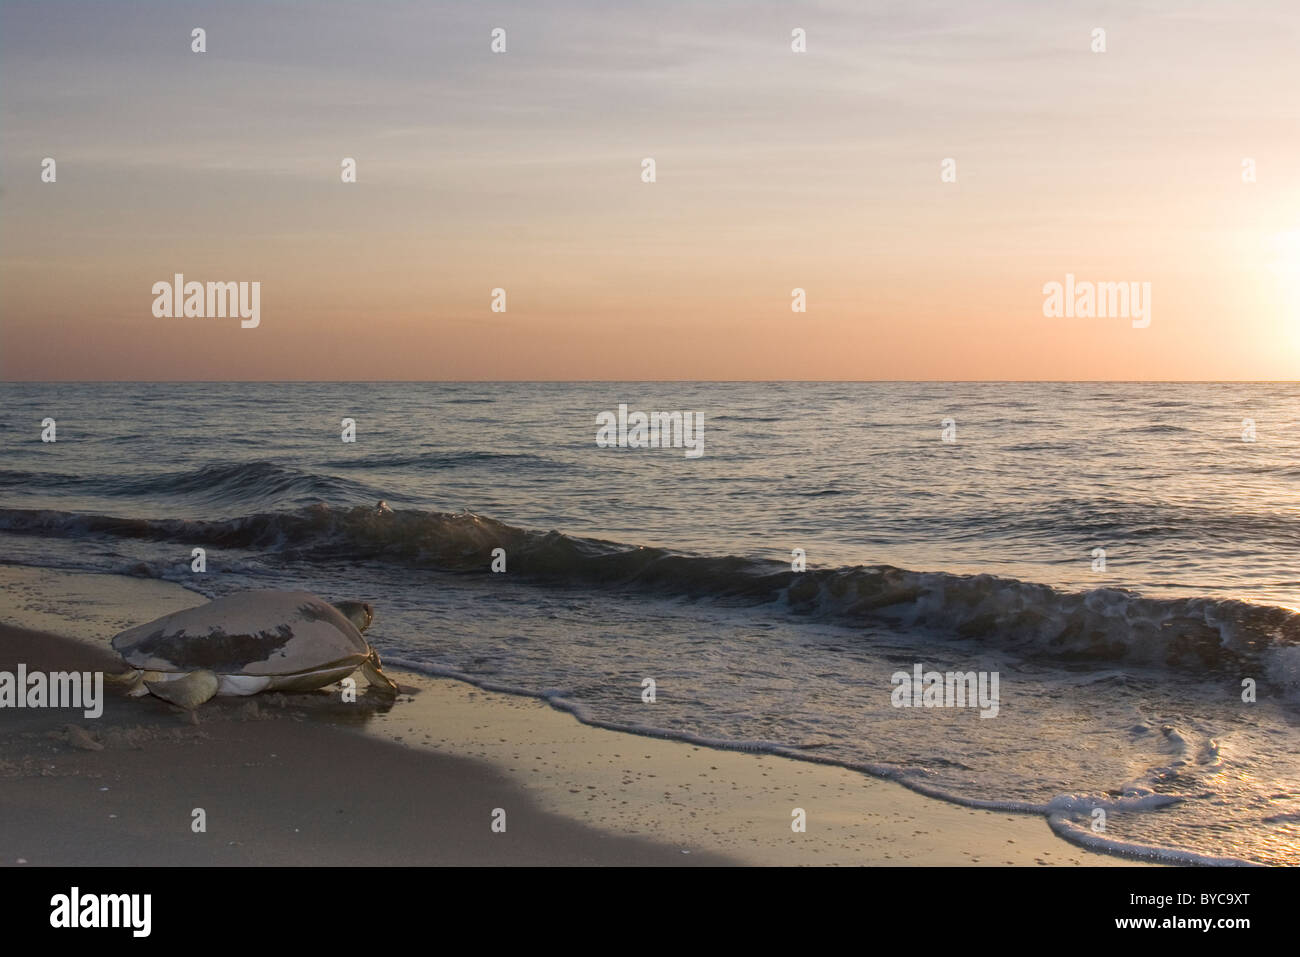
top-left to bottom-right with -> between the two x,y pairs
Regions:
146,670 -> 220,709
360,651 -> 399,697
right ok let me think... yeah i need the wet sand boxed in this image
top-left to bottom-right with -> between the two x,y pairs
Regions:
0,567 -> 1146,866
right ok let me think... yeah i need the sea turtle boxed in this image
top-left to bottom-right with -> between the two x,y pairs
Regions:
110,590 -> 400,709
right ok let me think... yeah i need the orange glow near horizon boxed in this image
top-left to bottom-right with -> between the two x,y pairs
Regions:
3,2 -> 1300,381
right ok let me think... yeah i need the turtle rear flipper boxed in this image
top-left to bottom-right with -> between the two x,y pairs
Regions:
361,652 -> 399,697
146,670 -> 220,709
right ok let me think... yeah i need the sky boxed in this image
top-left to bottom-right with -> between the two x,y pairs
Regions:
2,0 -> 1299,380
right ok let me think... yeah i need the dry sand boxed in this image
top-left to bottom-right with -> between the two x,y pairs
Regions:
0,567 -> 1146,866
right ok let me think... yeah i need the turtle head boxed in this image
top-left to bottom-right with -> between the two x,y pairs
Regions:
332,600 -> 374,633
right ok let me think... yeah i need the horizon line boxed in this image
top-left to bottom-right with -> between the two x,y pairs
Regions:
2,379 -> 1298,386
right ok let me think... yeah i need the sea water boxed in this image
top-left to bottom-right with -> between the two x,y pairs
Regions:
2,381 -> 1298,864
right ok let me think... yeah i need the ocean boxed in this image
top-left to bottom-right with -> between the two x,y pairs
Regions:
2,381 -> 1298,865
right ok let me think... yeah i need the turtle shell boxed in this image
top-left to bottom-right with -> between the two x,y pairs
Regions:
111,590 -> 371,676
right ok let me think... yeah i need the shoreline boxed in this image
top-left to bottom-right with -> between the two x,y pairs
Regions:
0,566 -> 1146,866
0,621 -> 736,866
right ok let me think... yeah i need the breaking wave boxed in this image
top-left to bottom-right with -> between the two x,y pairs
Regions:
3,501 -> 1298,691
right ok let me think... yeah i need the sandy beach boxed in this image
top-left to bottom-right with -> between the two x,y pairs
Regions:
5,0 -> 1300,881
0,567 -> 1143,866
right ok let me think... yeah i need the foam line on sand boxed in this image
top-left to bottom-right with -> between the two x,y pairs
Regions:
0,566 -> 1147,866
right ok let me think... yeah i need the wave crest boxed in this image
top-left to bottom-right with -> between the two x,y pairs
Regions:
3,502 -> 1297,686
